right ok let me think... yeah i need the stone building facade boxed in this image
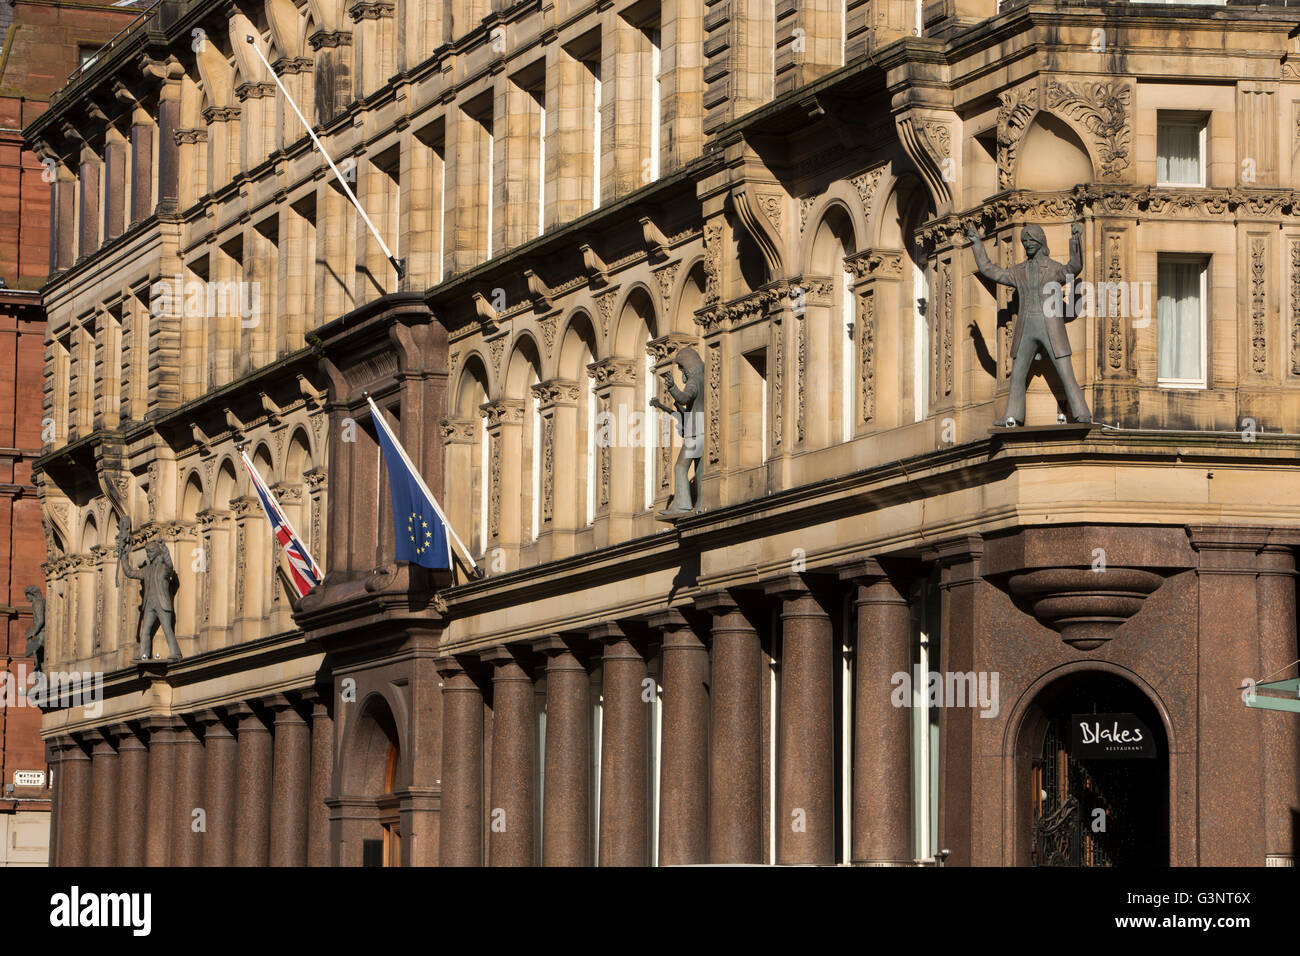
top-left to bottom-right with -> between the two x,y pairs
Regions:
28,0 -> 1300,866
0,0 -> 141,865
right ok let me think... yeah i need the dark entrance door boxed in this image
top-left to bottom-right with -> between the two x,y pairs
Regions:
1028,673 -> 1167,867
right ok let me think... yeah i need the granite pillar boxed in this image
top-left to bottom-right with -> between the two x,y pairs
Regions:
144,718 -> 178,866
233,703 -> 273,867
698,590 -> 763,864
114,725 -> 148,867
198,710 -> 236,866
439,660 -> 484,866
594,623 -> 648,866
538,638 -> 590,866
653,609 -> 709,866
269,695 -> 311,866
1257,541 -> 1299,866
484,649 -> 535,866
841,560 -> 913,865
88,734 -> 119,866
768,574 -> 835,865
1189,527 -> 1268,865
305,690 -> 335,867
172,717 -> 205,867
58,736 -> 92,866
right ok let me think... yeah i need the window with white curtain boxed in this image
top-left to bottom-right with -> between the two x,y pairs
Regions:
1157,113 -> 1206,187
1157,256 -> 1208,388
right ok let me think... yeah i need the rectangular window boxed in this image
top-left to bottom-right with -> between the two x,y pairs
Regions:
592,69 -> 602,210
1157,256 -> 1208,388
1156,113 -> 1206,187
741,349 -> 767,466
649,28 -> 661,183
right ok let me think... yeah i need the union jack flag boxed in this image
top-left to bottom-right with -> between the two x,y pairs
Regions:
241,451 -> 323,598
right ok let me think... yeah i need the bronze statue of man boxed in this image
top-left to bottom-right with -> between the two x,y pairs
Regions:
120,538 -> 182,661
649,346 -> 705,517
967,221 -> 1092,427
23,586 -> 44,675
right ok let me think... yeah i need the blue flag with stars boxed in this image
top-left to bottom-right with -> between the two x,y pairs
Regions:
371,404 -> 451,571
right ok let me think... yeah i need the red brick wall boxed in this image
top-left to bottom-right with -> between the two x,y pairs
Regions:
0,1 -> 139,818
0,0 -> 140,289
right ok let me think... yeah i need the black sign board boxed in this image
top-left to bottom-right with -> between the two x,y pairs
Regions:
1070,713 -> 1156,759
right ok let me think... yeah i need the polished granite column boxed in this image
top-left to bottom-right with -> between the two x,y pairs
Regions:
593,622 -> 648,866
484,648 -> 535,866
232,702 -> 273,867
171,716 -> 205,867
268,695 -> 311,867
114,724 -> 148,867
537,637 -> 590,866
653,608 -> 708,866
197,709 -> 236,866
438,658 -> 484,866
88,732 -> 119,867
144,718 -> 178,866
697,590 -> 763,863
766,574 -> 835,865
841,559 -> 913,865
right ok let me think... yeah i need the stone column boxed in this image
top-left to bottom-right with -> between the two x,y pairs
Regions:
114,724 -> 148,867
172,717 -> 205,867
767,574 -> 835,865
58,736 -> 92,866
537,637 -> 590,866
1258,540 -> 1298,865
438,659 -> 484,866
51,173 -> 77,271
129,108 -> 154,224
268,695 -> 311,866
1186,528 -> 1267,864
45,739 -> 61,864
484,648 -> 535,866
841,559 -> 913,865
232,703 -> 273,867
480,400 -> 525,567
144,718 -> 178,866
530,380 -> 581,558
88,733 -> 119,866
305,690 -> 335,867
653,608 -> 709,865
103,130 -> 128,243
594,623 -> 648,866
77,148 -> 101,259
587,359 -> 639,542
197,710 -> 237,866
697,590 -> 763,863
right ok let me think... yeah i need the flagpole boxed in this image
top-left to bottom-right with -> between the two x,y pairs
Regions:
365,395 -> 479,576
244,35 -> 405,283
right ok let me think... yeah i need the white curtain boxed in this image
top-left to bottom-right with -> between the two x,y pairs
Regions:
1158,260 -> 1202,381
1157,121 -> 1200,184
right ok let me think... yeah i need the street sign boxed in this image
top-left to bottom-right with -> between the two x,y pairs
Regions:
13,770 -> 45,787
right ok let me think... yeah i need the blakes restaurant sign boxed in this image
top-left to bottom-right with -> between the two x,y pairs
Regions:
1071,713 -> 1156,759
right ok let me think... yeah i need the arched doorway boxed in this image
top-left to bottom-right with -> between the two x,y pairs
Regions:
1016,671 -> 1169,866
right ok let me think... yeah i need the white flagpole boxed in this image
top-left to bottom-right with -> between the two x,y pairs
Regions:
366,395 -> 478,575
240,450 -> 322,580
244,36 -> 405,282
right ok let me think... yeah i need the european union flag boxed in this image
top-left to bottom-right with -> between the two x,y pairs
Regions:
369,399 -> 452,571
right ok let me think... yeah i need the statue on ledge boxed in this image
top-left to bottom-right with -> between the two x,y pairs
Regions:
118,521 -> 181,661
23,586 -> 44,675
649,346 -> 705,519
967,221 -> 1092,427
